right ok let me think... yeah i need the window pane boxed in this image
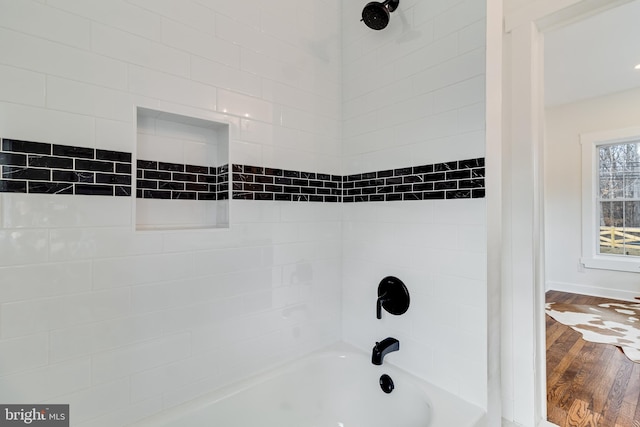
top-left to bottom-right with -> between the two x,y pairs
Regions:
599,200 -> 640,256
597,141 -> 640,257
599,170 -> 622,199
598,143 -> 640,199
623,201 -> 640,257
624,201 -> 640,227
600,200 -> 623,227
624,159 -> 640,198
599,201 -> 624,255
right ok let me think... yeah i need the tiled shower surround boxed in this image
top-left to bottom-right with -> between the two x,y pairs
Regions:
0,0 -> 488,425
0,139 -> 485,202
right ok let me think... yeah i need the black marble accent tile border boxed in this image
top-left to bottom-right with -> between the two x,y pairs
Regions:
231,164 -> 343,202
232,157 -> 485,202
136,160 -> 228,201
342,157 -> 485,202
0,138 -> 485,203
0,138 -> 131,196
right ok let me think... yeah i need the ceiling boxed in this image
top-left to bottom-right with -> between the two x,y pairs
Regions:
544,0 -> 640,107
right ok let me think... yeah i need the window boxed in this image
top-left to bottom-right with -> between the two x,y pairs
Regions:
581,127 -> 640,272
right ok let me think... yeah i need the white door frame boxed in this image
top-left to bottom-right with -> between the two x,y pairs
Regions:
501,0 -> 633,425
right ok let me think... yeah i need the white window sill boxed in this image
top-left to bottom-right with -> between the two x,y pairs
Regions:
580,256 -> 640,273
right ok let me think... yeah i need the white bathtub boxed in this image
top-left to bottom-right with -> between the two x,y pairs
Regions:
132,342 -> 486,427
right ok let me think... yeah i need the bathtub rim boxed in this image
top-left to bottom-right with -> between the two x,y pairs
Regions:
130,340 -> 486,427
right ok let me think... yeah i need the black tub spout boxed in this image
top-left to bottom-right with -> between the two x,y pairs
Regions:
371,337 -> 399,365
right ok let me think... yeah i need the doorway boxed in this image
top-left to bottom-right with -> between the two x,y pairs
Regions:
501,0 -> 640,425
542,1 -> 640,425
543,0 -> 640,301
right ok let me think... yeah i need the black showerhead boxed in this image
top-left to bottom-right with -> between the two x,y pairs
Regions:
361,0 -> 399,31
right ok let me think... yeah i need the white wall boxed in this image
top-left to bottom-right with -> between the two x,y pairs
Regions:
545,87 -> 640,299
0,1 -> 342,426
341,0 -> 488,409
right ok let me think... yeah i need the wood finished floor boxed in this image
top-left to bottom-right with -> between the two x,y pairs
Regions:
546,290 -> 640,427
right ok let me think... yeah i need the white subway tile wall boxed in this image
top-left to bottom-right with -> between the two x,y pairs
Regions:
342,200 -> 487,406
0,0 -> 487,425
341,0 -> 488,410
0,1 -> 342,426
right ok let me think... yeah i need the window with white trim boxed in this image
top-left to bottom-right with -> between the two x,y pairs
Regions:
581,127 -> 640,272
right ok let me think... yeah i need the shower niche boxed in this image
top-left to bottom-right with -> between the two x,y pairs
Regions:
135,107 -> 230,231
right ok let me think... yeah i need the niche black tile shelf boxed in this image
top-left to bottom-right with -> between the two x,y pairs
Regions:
0,138 -> 132,197
136,159 -> 228,201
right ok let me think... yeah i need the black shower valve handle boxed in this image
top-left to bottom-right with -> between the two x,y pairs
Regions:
376,292 -> 388,319
376,276 -> 410,319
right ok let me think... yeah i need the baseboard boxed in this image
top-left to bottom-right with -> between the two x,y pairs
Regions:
500,417 -> 559,427
501,418 -> 550,427
546,281 -> 640,302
